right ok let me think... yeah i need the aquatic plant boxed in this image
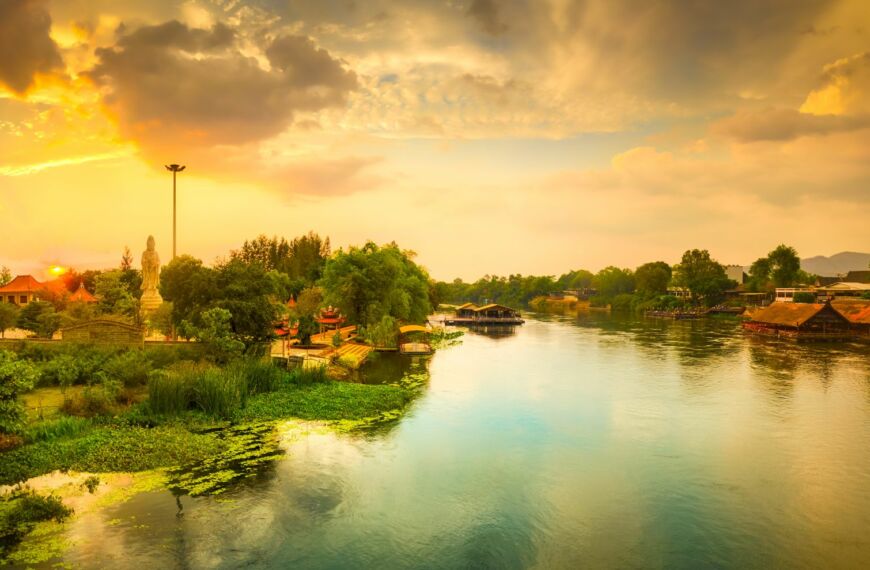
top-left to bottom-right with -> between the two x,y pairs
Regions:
0,488 -> 72,560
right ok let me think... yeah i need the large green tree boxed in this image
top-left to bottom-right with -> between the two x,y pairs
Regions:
320,242 -> 432,326
0,352 -> 38,436
767,244 -> 802,287
634,261 -> 672,295
17,301 -> 61,338
593,267 -> 635,299
673,249 -> 734,305
230,232 -> 330,286
0,303 -> 19,338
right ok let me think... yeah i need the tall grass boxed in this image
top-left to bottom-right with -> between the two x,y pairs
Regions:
23,416 -> 93,444
147,367 -> 195,416
286,365 -> 328,386
230,359 -> 283,395
193,368 -> 247,419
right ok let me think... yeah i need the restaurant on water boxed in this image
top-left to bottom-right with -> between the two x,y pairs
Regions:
445,303 -> 524,325
742,302 -> 853,341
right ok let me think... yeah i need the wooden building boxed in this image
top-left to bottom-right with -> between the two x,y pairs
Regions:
445,303 -> 524,325
742,302 -> 852,340
316,306 -> 345,333
832,300 -> 870,339
0,275 -> 95,306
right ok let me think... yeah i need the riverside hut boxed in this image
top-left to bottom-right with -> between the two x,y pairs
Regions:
445,303 -> 524,325
832,300 -> 870,339
742,302 -> 852,341
398,324 -> 433,355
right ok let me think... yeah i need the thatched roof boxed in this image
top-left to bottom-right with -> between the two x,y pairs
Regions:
832,300 -> 870,325
747,303 -> 832,327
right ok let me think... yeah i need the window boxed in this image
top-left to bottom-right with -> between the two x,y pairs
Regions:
6,296 -> 13,303
20,295 -> 28,304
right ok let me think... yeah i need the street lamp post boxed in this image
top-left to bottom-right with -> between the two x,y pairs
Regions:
164,164 -> 186,259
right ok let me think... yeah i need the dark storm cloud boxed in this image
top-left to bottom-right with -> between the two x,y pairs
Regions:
87,20 -> 357,148
0,0 -> 63,94
467,0 -> 508,36
712,108 -> 869,142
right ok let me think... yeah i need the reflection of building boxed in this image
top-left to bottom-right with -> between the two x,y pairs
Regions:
316,306 -> 345,333
743,302 -> 852,340
0,275 -> 86,306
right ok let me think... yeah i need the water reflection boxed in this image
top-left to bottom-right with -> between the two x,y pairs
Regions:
32,315 -> 870,569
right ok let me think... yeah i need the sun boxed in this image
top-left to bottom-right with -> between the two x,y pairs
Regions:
49,265 -> 68,277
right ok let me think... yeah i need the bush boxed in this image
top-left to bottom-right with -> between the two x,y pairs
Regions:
146,362 -> 203,416
102,350 -> 152,388
1,488 -> 72,557
60,381 -> 120,417
793,292 -> 816,304
0,352 -> 38,436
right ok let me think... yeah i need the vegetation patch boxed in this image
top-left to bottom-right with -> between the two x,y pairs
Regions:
0,488 -> 72,562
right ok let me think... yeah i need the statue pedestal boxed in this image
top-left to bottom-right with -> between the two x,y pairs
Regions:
140,289 -> 164,318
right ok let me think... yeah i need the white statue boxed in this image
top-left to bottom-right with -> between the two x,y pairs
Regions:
140,235 -> 163,316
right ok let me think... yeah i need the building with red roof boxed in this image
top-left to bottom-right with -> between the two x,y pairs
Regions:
0,275 -> 97,306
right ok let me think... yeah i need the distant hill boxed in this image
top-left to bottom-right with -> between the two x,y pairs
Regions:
801,251 -> 870,276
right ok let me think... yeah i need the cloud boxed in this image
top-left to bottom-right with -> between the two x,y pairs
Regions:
0,0 -> 64,94
801,52 -> 870,115
467,0 -> 508,36
87,20 -> 357,151
711,108 -> 868,142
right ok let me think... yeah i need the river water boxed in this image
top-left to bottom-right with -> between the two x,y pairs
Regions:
44,314 -> 870,568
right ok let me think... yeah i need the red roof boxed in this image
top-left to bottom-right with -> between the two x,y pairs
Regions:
0,275 -> 44,293
69,283 -> 97,303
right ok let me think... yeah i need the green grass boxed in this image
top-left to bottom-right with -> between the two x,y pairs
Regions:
236,382 -> 413,422
23,417 -> 94,444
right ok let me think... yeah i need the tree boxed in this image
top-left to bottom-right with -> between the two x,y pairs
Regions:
793,292 -> 816,303
17,301 -> 61,338
0,266 -> 12,287
747,257 -> 771,292
121,246 -> 134,271
768,244 -> 802,287
673,249 -> 734,305
634,262 -> 671,295
593,267 -> 635,299
0,351 -> 38,436
0,303 -> 19,338
320,242 -> 432,326
230,232 -> 330,283
294,287 -> 323,318
94,270 -> 138,321
160,255 -> 218,330
179,307 -> 244,363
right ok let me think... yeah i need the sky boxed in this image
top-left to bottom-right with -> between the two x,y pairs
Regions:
0,0 -> 868,281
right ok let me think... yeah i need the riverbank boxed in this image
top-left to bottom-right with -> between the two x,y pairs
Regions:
1,360 -> 424,564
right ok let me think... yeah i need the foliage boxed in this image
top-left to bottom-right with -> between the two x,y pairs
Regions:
16,301 -> 61,338
332,331 -> 343,348
159,255 -> 217,329
792,292 -> 816,303
101,350 -> 152,388
194,368 -> 248,419
229,358 -> 283,395
0,425 -> 225,485
94,270 -> 139,322
179,307 -> 245,363
294,286 -> 323,317
0,352 -> 38,436
0,266 -> 11,287
147,301 -> 174,336
436,274 -> 556,309
634,261 -> 672,295
23,416 -> 94,444
60,380 -> 121,417
230,232 -> 331,285
672,249 -> 734,305
285,365 -> 329,386
294,315 -> 318,346
236,381 -> 412,422
862,291 -> 870,300
362,315 -> 398,348
1,488 -> 72,558
0,303 -> 19,338
320,241 -> 432,327
748,244 -> 809,291
593,266 -> 636,299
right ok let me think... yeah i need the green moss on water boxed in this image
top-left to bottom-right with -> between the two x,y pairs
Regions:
235,382 -> 414,422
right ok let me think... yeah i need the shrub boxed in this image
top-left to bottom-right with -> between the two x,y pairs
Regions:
60,381 -> 119,417
102,350 -> 152,388
1,488 -> 72,557
146,363 -> 202,416
0,352 -> 38,436
793,292 -> 816,304
332,331 -> 343,348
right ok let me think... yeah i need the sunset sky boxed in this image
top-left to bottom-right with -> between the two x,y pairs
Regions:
1,0 -> 868,281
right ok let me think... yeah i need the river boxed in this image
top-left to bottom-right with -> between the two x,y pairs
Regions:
36,314 -> 870,568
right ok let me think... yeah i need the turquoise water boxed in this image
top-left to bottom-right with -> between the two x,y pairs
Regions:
55,315 -> 870,568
